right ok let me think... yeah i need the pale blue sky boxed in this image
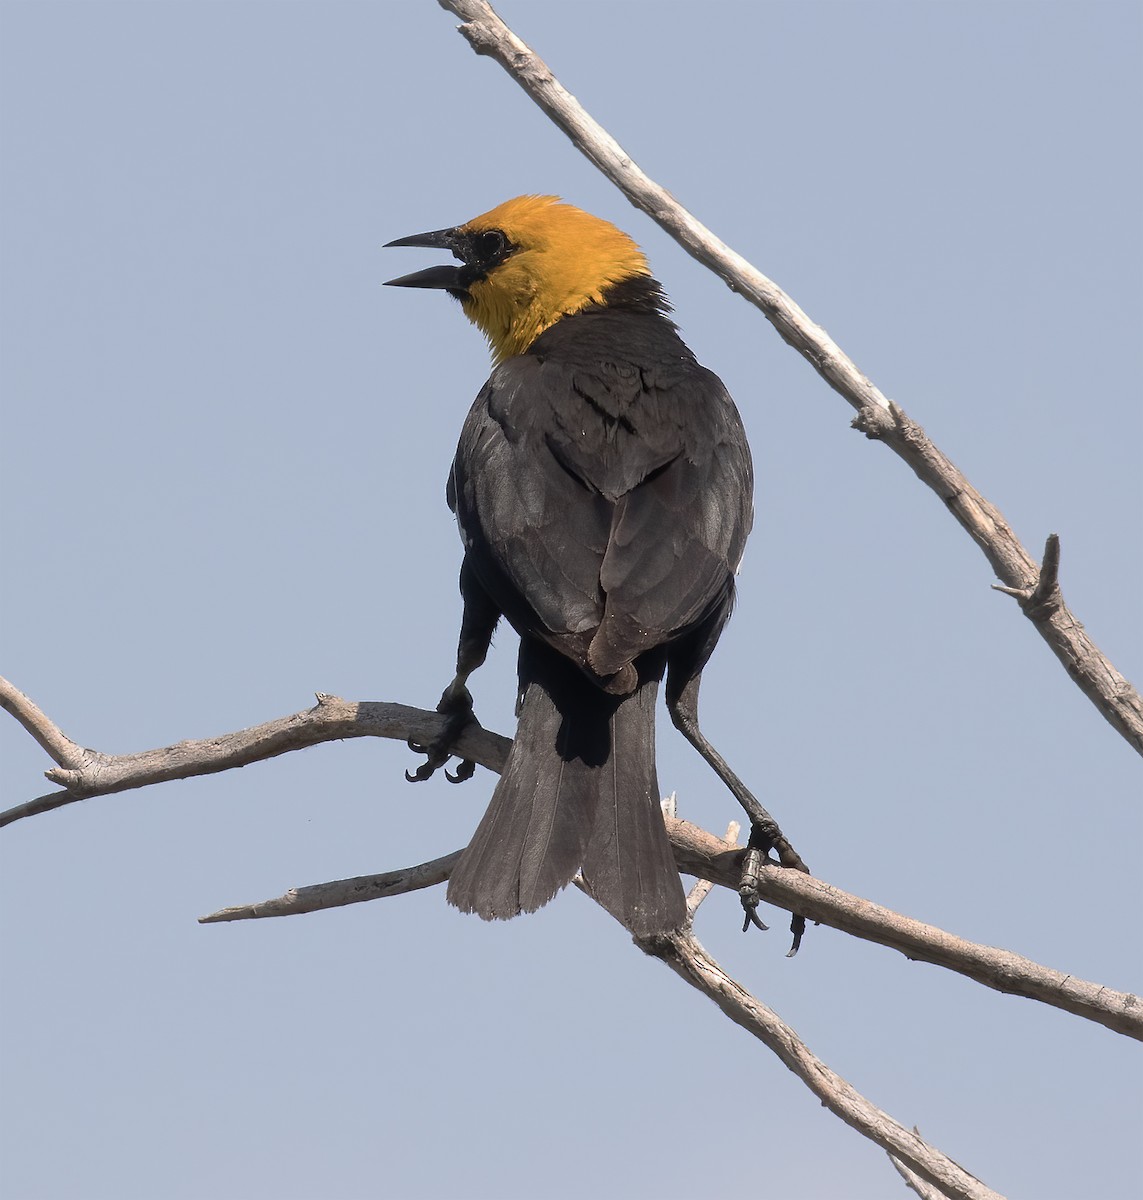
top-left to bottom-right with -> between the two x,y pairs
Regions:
2,3 -> 1140,1198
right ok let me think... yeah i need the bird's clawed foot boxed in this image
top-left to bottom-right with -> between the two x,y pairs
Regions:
739,823 -> 809,957
405,680 -> 478,784
739,825 -> 773,934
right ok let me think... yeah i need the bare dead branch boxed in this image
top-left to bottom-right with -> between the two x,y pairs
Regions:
5,681 -> 1137,1038
436,0 -> 1143,757
640,927 -> 1006,1200
0,789 -> 90,827
670,818 -> 1142,1041
207,814 -> 1140,1039
0,676 -> 87,769
0,679 -> 510,829
199,852 -> 462,923
982,532 -> 1126,731
175,783 -> 1135,1040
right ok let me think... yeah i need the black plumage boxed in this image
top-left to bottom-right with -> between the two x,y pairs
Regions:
443,279 -> 752,936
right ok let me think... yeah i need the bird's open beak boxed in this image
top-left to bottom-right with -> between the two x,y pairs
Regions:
384,228 -> 467,290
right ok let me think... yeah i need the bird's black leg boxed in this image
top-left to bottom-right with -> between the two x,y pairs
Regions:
665,661 -> 809,954
407,561 -> 500,784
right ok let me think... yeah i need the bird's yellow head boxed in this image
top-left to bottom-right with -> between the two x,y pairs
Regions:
385,195 -> 651,363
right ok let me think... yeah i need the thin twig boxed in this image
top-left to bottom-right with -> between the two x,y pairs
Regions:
639,927 -> 1006,1200
890,1129 -> 986,1200
685,819 -> 739,919
0,676 -> 87,769
890,1147 -> 961,1200
199,852 -> 462,923
992,532 -> 1062,619
436,0 -> 1143,756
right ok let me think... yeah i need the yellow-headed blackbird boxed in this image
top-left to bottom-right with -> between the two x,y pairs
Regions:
387,196 -> 780,938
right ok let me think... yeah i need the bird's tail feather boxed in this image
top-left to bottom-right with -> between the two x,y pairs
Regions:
446,640 -> 686,936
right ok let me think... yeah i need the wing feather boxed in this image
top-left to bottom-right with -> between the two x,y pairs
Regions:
449,324 -> 752,679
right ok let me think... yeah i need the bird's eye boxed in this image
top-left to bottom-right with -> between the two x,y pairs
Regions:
476,229 -> 508,263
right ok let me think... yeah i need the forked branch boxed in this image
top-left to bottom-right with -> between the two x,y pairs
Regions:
641,927 -> 1006,1200
0,676 -> 509,828
197,812 -> 1140,1040
3,673 -> 1137,1041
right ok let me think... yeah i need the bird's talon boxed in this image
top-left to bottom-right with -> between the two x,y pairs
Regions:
786,914 -> 806,957
740,896 -> 769,933
738,834 -> 772,933
406,757 -> 445,783
446,758 -> 476,784
406,698 -> 479,786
